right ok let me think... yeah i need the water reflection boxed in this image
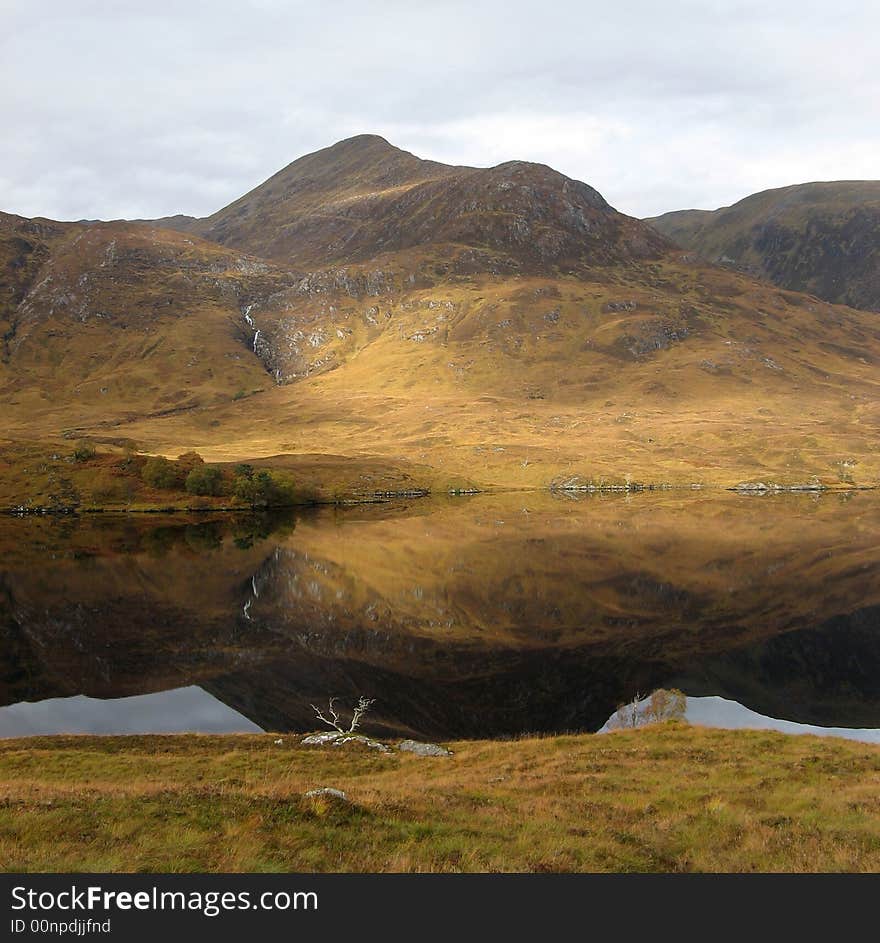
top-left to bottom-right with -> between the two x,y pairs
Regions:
1,491 -> 879,739
682,696 -> 880,744
0,686 -> 261,736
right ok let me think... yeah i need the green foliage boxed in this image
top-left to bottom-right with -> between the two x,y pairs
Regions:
185,464 -> 224,497
141,456 -> 179,490
230,466 -> 299,508
232,468 -> 281,507
72,440 -> 96,463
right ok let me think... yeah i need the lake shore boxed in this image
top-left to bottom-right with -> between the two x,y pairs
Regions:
1,441 -> 875,515
2,725 -> 879,873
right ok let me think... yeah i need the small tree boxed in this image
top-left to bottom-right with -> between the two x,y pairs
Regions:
141,456 -> 179,489
176,451 -> 205,476
644,688 -> 686,725
611,688 -> 687,729
310,696 -> 376,735
233,468 -> 279,508
118,439 -> 140,472
73,440 -> 96,462
185,465 -> 224,496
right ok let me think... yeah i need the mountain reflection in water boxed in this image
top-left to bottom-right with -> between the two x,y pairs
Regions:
1,491 -> 879,740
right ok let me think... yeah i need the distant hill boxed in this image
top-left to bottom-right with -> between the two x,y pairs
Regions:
647,182 -> 880,312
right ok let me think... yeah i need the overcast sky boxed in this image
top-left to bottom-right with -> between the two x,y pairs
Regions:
2,0 -> 878,222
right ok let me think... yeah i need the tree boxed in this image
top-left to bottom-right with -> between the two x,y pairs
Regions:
141,456 -> 179,489
176,451 -> 205,476
310,696 -> 376,735
185,465 -> 224,496
73,440 -> 96,462
610,689 -> 687,729
232,468 -> 279,507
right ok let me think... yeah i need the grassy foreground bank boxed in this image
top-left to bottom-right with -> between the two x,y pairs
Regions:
1,725 -> 879,873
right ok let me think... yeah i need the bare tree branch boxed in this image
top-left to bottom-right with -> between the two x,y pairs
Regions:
348,696 -> 376,733
310,696 -> 345,733
310,696 -> 376,735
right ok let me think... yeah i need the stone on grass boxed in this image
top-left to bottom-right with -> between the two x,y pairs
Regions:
304,787 -> 348,801
398,739 -> 453,757
302,731 -> 391,752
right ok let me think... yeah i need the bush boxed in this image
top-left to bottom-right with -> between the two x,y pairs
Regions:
141,456 -> 179,490
73,440 -> 97,463
232,467 -> 299,508
232,469 -> 277,507
610,689 -> 687,729
185,465 -> 224,497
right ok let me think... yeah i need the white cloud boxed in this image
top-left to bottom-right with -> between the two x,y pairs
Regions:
1,0 -> 878,220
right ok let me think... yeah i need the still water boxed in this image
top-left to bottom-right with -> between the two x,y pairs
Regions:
1,491 -> 879,741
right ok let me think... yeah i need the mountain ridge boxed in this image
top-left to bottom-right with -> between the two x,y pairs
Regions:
648,180 -> 880,311
151,133 -> 668,272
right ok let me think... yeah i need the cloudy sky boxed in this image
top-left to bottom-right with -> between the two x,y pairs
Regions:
2,0 -> 878,222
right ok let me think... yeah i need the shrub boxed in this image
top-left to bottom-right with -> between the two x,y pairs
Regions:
141,456 -> 179,490
232,467 -> 298,508
185,465 -> 224,497
232,469 -> 277,507
610,689 -> 687,729
73,440 -> 96,463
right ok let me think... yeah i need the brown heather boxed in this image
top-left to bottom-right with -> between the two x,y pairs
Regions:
0,727 -> 878,873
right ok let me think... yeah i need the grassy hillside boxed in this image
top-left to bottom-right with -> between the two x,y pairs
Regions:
647,181 -> 880,312
1,727 -> 878,872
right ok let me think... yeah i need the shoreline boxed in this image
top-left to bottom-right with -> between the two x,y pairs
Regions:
2,481 -> 876,516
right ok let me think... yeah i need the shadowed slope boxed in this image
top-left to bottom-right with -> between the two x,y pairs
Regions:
648,181 -> 880,312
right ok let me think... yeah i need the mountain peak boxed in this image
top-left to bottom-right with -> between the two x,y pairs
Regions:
166,134 -> 666,270
328,133 -> 396,151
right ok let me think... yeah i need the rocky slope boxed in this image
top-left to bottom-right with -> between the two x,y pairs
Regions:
647,181 -> 880,312
0,212 -> 300,424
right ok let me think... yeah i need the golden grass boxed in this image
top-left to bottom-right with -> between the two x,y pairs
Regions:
1,726 -> 878,872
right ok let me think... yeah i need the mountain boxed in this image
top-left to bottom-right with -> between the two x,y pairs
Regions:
1,137 -> 880,499
647,181 -> 880,312
159,134 -> 668,270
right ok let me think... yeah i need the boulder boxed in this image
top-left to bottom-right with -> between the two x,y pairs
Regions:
398,739 -> 453,757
